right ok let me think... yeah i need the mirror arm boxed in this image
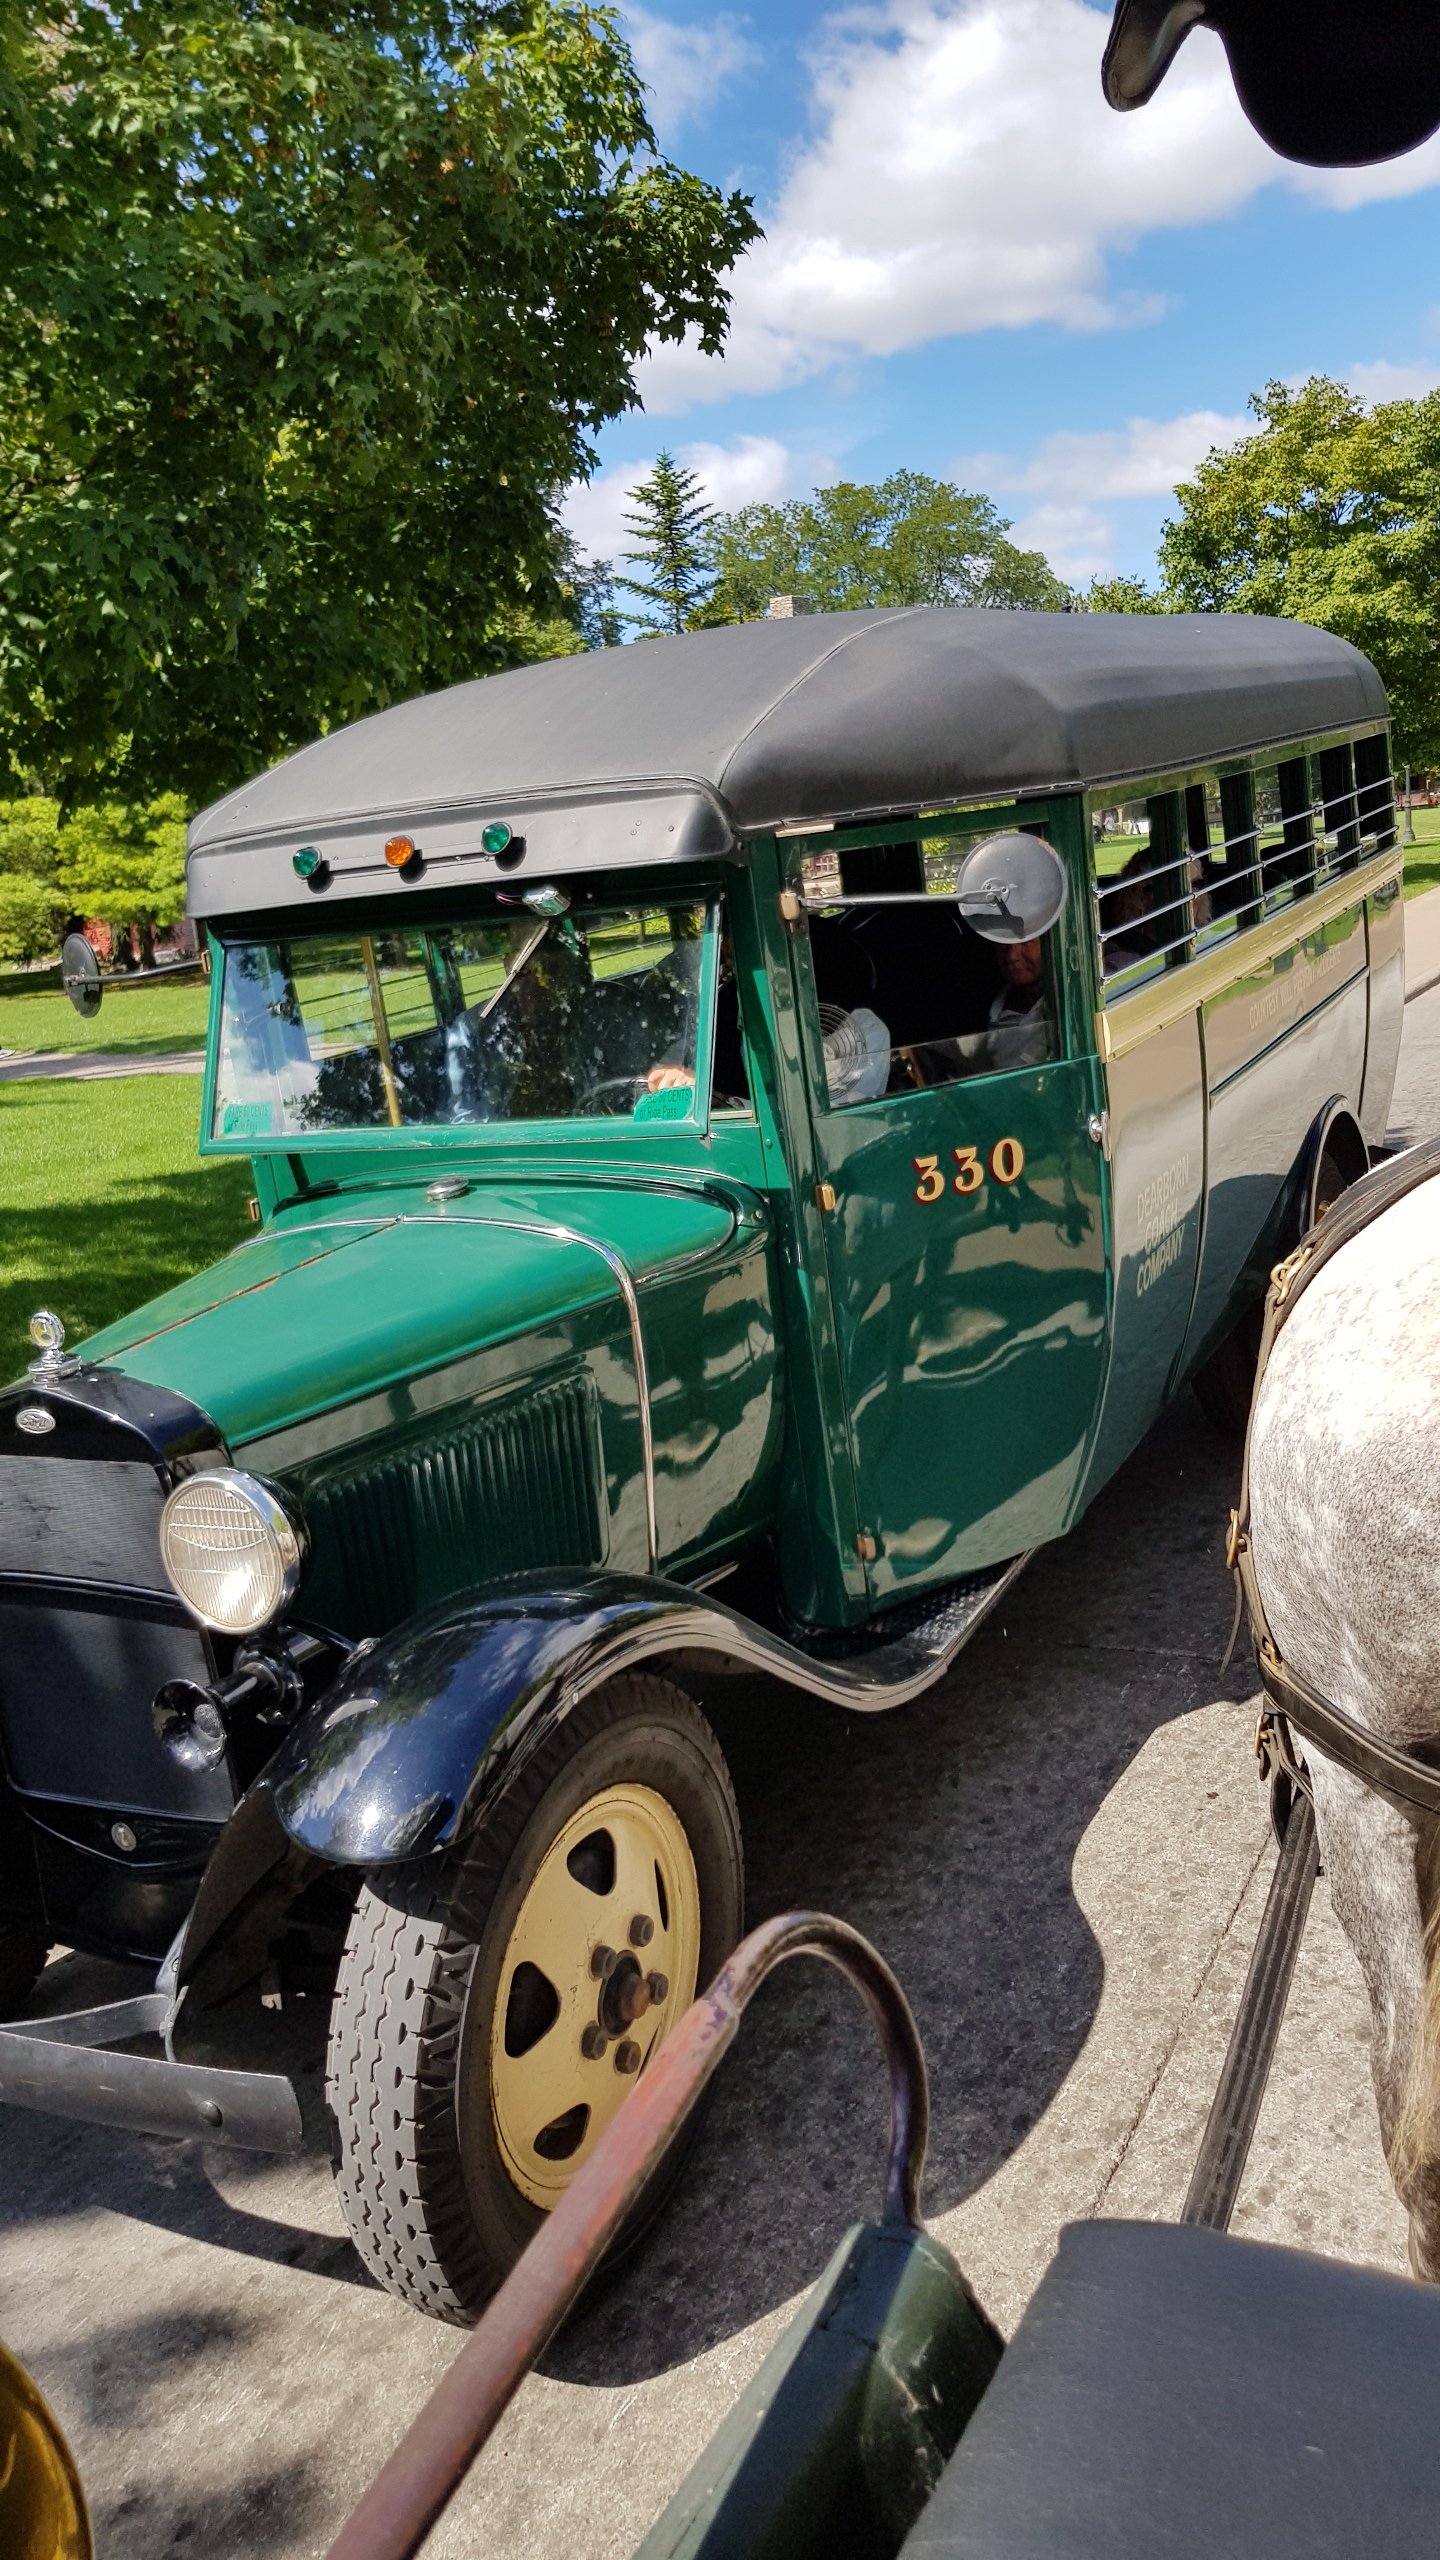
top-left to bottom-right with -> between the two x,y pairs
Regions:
795,890 -> 1020,920
796,891 -> 975,912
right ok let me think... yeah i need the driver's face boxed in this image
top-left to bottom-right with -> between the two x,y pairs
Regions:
1004,937 -> 1044,990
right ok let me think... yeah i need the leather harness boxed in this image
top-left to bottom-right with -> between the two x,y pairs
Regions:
1229,1131 -> 1440,1824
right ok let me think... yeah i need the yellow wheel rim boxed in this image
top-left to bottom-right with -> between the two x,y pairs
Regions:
0,2339 -> 92,2560
489,1782 -> 701,2210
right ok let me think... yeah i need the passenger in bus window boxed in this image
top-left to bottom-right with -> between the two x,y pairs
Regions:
1100,860 -> 1153,977
985,938 -> 1053,1069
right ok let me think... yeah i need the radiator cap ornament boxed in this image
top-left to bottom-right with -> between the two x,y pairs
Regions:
27,1310 -> 80,1381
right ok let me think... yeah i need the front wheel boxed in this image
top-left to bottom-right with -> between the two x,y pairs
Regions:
325,1673 -> 742,2323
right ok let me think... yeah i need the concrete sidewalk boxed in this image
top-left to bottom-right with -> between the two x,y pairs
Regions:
1406,881 -> 1440,999
0,1046 -> 204,1082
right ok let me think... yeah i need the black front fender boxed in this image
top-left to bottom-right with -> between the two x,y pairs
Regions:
239,1556 -> 1023,1874
259,1573 -> 744,1866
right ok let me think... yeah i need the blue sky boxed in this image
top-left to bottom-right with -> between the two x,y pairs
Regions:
563,0 -> 1440,589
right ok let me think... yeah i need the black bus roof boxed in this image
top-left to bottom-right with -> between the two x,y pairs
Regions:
187,606 -> 1387,920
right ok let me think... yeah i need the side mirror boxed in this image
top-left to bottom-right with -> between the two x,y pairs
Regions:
61,932 -> 102,1018
955,833 -> 1068,944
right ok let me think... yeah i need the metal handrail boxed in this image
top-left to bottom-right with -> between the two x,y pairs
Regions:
326,1912 -> 928,2560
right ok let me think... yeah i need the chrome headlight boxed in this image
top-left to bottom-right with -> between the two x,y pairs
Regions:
159,1470 -> 303,1634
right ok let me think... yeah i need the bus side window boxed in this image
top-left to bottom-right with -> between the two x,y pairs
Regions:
1092,790 -> 1193,992
1186,774 -> 1263,947
1314,743 -> 1361,878
1217,771 -> 1262,931
1353,735 -> 1397,851
1253,755 -> 1315,908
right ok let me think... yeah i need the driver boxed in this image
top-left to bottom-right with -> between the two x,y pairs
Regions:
644,929 -> 750,1107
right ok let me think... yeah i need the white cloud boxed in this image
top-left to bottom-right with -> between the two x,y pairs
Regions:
1347,358 -> 1440,404
562,434 -> 797,565
962,407 -> 1253,586
624,6 -> 755,138
679,433 -> 797,509
1009,502 -> 1115,584
962,408 -> 1251,505
637,0 -> 1440,414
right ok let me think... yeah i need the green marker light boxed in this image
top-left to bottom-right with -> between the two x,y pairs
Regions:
481,821 -> 513,857
293,846 -> 323,878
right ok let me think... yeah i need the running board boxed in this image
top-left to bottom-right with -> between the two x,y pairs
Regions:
684,1554 -> 1031,1713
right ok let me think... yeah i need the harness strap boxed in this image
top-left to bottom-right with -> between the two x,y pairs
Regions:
1229,1130 -> 1440,1816
1256,1653 -> 1440,1821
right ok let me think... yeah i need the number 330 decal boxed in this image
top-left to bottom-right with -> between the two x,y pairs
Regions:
914,1139 -> 1024,1203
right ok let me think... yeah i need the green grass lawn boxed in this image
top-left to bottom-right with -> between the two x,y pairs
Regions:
0,978 -> 210,1058
1401,801 -> 1440,898
0,1075 -> 253,1374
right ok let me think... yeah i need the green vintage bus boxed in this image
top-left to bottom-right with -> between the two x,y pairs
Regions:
0,608 -> 1401,2319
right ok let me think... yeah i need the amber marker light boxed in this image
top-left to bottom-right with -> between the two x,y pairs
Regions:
384,833 -> 418,868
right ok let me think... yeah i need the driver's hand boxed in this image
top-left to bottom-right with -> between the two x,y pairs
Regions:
644,1064 -> 695,1093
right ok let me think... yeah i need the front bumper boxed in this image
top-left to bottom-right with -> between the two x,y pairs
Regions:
0,1988 -> 303,2151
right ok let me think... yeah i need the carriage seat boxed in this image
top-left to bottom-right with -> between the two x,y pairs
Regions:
634,2220 -> 1002,2560
900,2218 -> 1440,2560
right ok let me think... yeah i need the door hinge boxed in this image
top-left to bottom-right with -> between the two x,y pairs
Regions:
1087,1110 -> 1111,1160
814,1180 -> 837,1212
855,1531 -> 878,1562
778,888 -> 803,926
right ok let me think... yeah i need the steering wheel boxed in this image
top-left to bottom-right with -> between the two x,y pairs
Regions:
581,1073 -> 650,1115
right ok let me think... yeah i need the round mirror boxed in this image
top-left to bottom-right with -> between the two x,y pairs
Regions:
60,934 -> 102,1019
955,832 -> 1068,944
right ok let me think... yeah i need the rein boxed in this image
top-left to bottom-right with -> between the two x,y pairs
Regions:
1229,1130 -> 1440,1825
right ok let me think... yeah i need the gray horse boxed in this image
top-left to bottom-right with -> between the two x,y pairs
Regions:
1248,1175 -> 1440,2276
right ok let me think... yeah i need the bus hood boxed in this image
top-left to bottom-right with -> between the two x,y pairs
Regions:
78,1180 -> 741,1449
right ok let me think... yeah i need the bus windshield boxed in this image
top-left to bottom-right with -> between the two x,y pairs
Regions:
211,901 -> 713,1140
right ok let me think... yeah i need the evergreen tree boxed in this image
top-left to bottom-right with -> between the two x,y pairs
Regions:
616,452 -> 718,634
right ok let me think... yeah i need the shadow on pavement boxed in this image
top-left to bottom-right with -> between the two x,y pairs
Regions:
0,1397 -> 1251,2391
546,1393 -> 1252,2383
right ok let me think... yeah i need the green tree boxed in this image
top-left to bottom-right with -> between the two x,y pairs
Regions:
0,800 -> 68,966
707,472 -> 1070,620
1085,574 -> 1167,612
554,529 -> 624,650
0,1 -> 758,805
615,451 -> 718,634
59,798 -> 189,965
1160,379 -> 1440,765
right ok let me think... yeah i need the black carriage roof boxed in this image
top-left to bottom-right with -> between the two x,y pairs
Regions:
187,606 -> 1387,920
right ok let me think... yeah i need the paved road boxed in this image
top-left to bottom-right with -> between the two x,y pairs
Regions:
5,992 -> 1438,2558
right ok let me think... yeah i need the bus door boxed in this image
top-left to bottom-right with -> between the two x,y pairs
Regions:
795,867 -> 1108,1604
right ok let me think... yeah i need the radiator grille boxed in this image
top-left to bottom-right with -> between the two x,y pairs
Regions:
297,1374 -> 605,1636
0,1455 -> 169,1590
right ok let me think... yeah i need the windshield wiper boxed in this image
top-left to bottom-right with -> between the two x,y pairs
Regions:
477,919 -> 550,1022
